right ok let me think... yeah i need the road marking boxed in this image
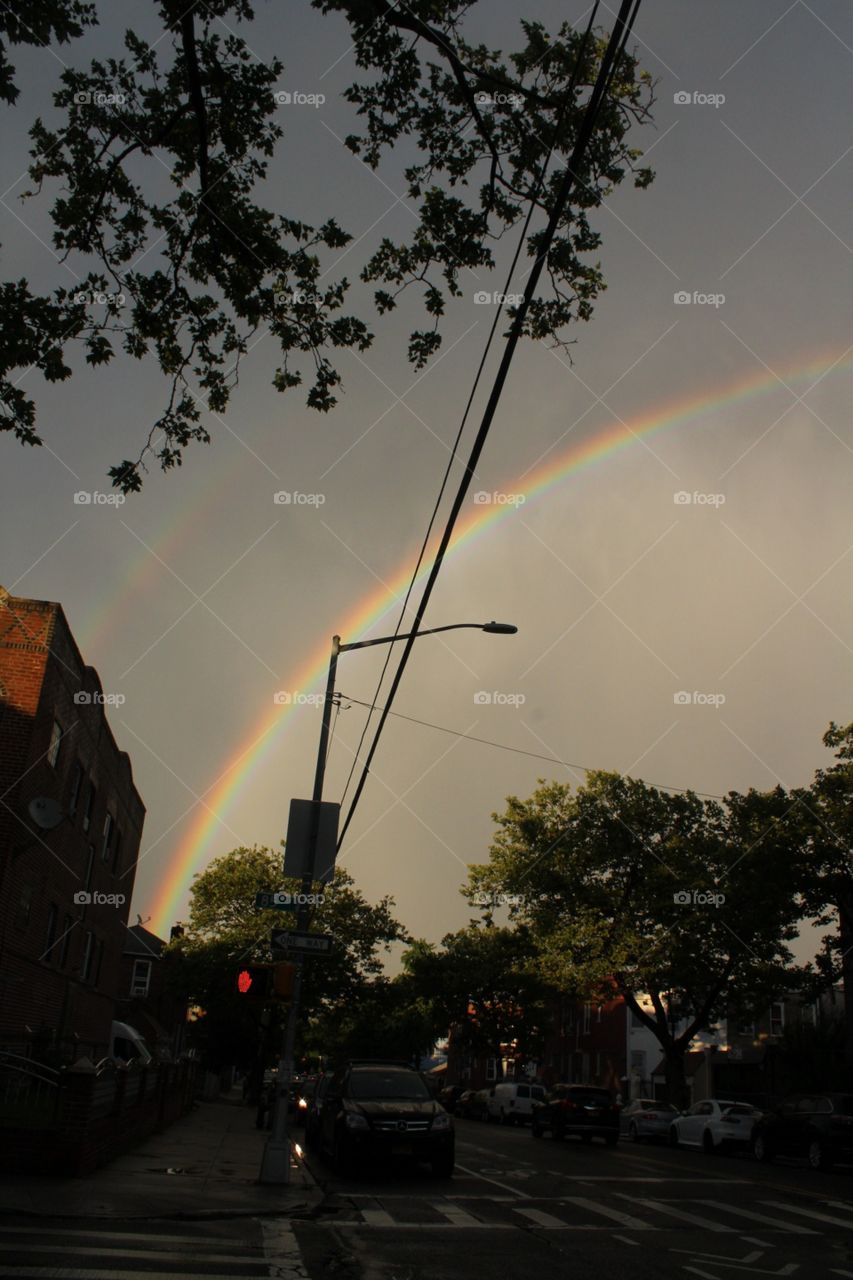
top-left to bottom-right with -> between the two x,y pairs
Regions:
359,1208 -> 396,1226
763,1202 -> 853,1229
454,1162 -> 531,1198
515,1208 -> 576,1229
262,1220 -> 312,1280
432,1203 -> 482,1226
561,1197 -> 651,1229
696,1201 -> 818,1233
613,1235 -> 642,1246
622,1198 -> 736,1232
0,1270 -> 262,1280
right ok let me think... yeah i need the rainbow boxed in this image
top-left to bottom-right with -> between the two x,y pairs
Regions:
146,347 -> 851,933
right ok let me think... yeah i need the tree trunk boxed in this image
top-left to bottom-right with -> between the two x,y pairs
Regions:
664,1048 -> 690,1110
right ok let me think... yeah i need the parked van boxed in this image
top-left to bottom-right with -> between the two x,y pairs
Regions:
487,1081 -> 547,1125
110,1020 -> 153,1065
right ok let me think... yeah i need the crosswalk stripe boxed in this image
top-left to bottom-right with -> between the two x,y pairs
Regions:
359,1208 -> 396,1226
0,1226 -> 250,1251
0,1243 -> 263,1266
560,1197 -> 651,1230
515,1208 -> 578,1229
763,1202 -> 853,1229
0,1270 -> 261,1279
696,1201 -> 818,1233
621,1198 -> 736,1232
432,1203 -> 482,1226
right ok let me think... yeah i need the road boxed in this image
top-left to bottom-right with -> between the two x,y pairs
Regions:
2,1120 -> 853,1278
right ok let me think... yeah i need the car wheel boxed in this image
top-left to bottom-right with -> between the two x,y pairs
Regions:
531,1121 -> 544,1138
702,1129 -> 716,1155
581,1133 -> 593,1144
808,1139 -> 833,1171
628,1121 -> 639,1143
752,1132 -> 773,1163
668,1126 -> 680,1148
552,1124 -> 565,1142
499,1108 -> 508,1126
432,1153 -> 455,1178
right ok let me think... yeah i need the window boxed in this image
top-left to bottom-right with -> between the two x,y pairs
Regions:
82,781 -> 96,832
597,1005 -> 602,1023
47,720 -> 62,767
93,939 -> 105,987
485,1058 -> 498,1082
68,762 -> 84,815
16,883 -> 33,927
131,958 -> 152,999
80,931 -> 94,982
84,844 -> 95,890
101,812 -> 113,860
582,1004 -> 591,1034
112,829 -> 122,873
43,903 -> 58,960
736,1016 -> 756,1036
770,1002 -> 784,1037
59,916 -> 73,967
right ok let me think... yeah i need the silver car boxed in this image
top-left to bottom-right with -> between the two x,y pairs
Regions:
669,1098 -> 763,1153
620,1098 -> 679,1142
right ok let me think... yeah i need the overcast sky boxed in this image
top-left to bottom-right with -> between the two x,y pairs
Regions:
2,1 -> 851,965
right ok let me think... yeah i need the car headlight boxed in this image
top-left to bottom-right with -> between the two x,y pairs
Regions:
432,1112 -> 452,1130
345,1112 -> 369,1130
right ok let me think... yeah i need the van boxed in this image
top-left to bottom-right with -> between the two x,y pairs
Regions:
110,1020 -> 153,1065
488,1081 -> 547,1125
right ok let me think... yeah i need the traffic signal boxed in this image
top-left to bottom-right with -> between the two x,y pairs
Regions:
236,964 -> 271,998
273,961 -> 296,1001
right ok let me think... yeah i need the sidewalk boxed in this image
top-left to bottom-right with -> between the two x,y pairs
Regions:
0,1095 -> 323,1220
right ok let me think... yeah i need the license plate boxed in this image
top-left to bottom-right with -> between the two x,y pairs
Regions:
391,1142 -> 412,1155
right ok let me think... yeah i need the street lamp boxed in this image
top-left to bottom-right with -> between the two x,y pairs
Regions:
259,619 -> 518,1184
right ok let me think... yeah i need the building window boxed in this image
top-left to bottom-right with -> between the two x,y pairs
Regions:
16,883 -> 34,927
582,1004 -> 591,1034
770,1002 -> 784,1037
112,829 -> 122,873
47,720 -> 62,768
485,1058 -> 497,1082
101,812 -> 113,860
80,931 -> 95,982
69,762 -> 84,815
59,916 -> 74,968
736,1016 -> 756,1036
82,781 -> 96,833
43,903 -> 58,961
131,958 -> 152,999
84,844 -> 95,890
93,939 -> 105,987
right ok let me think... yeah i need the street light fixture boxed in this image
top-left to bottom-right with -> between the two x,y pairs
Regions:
259,618 -> 518,1184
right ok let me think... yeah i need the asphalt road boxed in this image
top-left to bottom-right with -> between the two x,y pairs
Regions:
293,1116 -> 853,1280
2,1121 -> 853,1278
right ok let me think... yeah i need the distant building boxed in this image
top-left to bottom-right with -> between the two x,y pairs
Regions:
0,585 -> 145,1059
118,923 -> 187,1060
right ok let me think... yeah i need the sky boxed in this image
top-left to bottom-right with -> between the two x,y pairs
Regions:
1,0 -> 851,965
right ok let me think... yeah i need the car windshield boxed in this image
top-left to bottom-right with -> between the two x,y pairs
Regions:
348,1070 -> 431,1101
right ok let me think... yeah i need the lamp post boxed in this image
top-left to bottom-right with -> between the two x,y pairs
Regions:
259,620 -> 517,1183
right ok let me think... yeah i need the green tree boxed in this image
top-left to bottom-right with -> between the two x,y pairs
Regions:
165,844 -> 407,1068
795,722 -> 853,1065
468,773 -> 805,1105
3,2 -> 654,489
403,925 -> 552,1076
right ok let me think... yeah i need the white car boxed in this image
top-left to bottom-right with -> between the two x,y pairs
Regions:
669,1099 -> 762,1153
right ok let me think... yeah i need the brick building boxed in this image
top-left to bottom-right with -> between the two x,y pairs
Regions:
118,924 -> 187,1060
0,585 -> 145,1059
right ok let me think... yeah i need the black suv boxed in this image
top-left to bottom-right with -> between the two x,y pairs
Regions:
531,1084 -> 620,1145
314,1063 -> 455,1177
752,1093 -> 853,1170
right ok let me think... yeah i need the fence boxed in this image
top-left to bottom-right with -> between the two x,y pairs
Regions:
0,1052 -> 197,1176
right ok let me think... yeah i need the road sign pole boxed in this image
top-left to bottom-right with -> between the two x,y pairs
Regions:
260,636 -> 340,1185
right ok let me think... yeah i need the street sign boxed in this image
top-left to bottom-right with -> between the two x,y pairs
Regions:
270,929 -> 334,956
283,799 -> 339,883
255,892 -> 300,910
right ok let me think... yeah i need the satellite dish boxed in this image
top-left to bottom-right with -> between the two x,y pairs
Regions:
28,796 -> 64,830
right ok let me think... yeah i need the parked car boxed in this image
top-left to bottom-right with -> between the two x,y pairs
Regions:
303,1072 -> 333,1148
487,1081 -> 548,1125
669,1099 -> 762,1153
109,1020 -> 152,1066
316,1062 -> 455,1177
467,1087 -> 494,1120
531,1084 -> 620,1145
620,1098 -> 679,1142
455,1089 -> 480,1119
752,1094 -> 853,1170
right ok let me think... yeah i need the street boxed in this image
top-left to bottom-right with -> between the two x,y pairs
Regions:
4,1118 -> 853,1280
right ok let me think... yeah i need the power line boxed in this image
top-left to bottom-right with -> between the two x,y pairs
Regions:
338,1 -> 603,814
337,0 -> 645,850
338,692 -> 725,800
